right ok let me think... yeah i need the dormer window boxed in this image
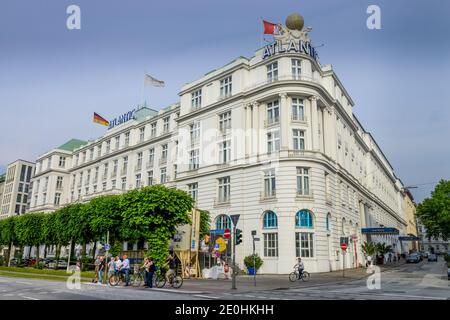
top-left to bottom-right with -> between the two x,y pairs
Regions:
191,89 -> 202,109
220,76 -> 232,98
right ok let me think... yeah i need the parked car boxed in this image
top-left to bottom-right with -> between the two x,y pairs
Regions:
406,253 -> 421,263
422,252 -> 429,259
428,254 -> 438,262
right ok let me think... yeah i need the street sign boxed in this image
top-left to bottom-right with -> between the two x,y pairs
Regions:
341,243 -> 348,251
105,244 -> 110,251
253,237 -> 260,241
230,214 -> 240,227
224,229 -> 231,239
340,237 -> 349,245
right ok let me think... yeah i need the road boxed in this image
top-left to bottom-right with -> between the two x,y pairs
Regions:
0,258 -> 448,300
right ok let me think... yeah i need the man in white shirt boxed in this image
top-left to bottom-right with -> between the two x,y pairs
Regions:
120,255 -> 131,286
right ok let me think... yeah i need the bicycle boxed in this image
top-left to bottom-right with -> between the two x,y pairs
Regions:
131,267 -> 145,287
109,269 -> 131,286
289,268 -> 310,282
154,267 -> 183,288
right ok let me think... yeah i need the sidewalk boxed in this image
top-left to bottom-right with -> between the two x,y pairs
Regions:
159,261 -> 408,294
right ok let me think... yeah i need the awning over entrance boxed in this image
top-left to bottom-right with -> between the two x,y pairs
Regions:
361,227 -> 400,235
398,236 -> 420,241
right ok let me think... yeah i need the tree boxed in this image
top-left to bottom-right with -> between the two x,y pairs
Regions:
0,217 -> 17,265
14,213 -> 46,260
119,185 -> 193,266
42,213 -> 58,258
416,179 -> 450,240
361,242 -> 376,258
198,209 -> 211,239
54,204 -> 84,264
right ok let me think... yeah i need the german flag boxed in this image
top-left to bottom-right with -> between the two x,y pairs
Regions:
93,112 -> 109,127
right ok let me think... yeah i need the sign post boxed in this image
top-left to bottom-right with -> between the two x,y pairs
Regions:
229,215 -> 240,290
341,243 -> 348,278
251,230 -> 259,287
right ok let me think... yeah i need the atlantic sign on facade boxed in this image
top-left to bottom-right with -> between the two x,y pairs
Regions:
262,40 -> 319,61
108,109 -> 136,130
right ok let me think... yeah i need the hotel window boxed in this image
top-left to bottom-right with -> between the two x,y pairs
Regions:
85,187 -> 89,195
106,140 -> 111,154
326,213 -> 331,232
18,183 -> 23,192
121,177 -> 127,191
291,59 -> 301,79
263,169 -> 276,198
190,122 -> 200,144
54,193 -> 61,205
293,129 -> 305,150
82,152 -> 86,163
296,167 -> 310,195
124,132 -> 130,147
324,172 -> 330,198
44,177 -> 49,190
148,148 -> 155,166
263,211 -> 278,229
43,193 -> 47,204
111,180 -> 116,190
267,100 -> 280,124
15,204 -> 21,214
122,156 -> 128,175
267,130 -> 280,153
75,154 -> 79,166
215,214 -> 232,230
36,194 -> 40,206
139,127 -> 145,142
24,184 -> 29,193
217,176 -> 230,203
103,163 -> 109,179
136,152 -> 143,170
295,210 -> 314,228
77,190 -> 81,200
291,98 -> 305,121
58,156 -> 66,168
102,182 -> 107,191
56,176 -> 63,190
191,89 -> 202,109
220,76 -> 232,98
94,166 -> 99,182
86,170 -> 91,186
47,157 -> 51,169
135,174 -> 142,189
188,183 -> 198,202
161,144 -> 168,162
89,148 -> 94,161
112,160 -> 118,176
263,233 -> 278,257
266,61 -> 278,82
295,232 -> 314,258
17,194 -> 22,203
189,149 -> 200,170
219,111 -> 231,132
93,185 -> 97,193
218,140 -> 231,164
115,136 -> 120,150
163,117 -> 170,133
160,167 -> 167,184
147,170 -> 153,186
97,146 -> 101,158
150,123 -> 157,137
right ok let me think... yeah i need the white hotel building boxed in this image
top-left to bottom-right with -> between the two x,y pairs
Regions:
29,15 -> 410,274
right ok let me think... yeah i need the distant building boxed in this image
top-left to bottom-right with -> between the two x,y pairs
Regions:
0,160 -> 35,219
0,174 -> 5,208
418,224 -> 450,254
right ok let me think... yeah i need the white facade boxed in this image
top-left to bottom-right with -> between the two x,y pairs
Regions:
0,160 -> 35,219
28,19 -> 409,273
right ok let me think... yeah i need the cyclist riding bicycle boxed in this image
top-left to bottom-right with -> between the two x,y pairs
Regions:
165,253 -> 178,283
294,257 -> 304,277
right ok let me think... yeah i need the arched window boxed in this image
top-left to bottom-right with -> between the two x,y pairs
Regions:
263,210 -> 278,229
295,210 -> 314,228
215,214 -> 231,230
326,213 -> 331,232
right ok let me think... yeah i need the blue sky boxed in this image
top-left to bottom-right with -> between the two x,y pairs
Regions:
1,0 -> 449,203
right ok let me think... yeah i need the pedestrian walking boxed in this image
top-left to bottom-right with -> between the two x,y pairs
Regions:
98,256 -> 105,284
388,252 -> 392,263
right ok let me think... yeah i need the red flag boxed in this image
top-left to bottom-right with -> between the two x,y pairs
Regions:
263,20 -> 277,34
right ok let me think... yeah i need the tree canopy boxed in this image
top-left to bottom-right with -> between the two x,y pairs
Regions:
416,179 -> 450,240
0,185 -> 200,265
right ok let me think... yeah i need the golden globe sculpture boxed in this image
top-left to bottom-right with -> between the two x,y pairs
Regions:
285,13 -> 304,31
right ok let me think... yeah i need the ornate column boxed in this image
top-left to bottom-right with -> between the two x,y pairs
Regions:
252,101 -> 260,156
280,93 -> 289,150
309,95 -> 319,151
244,103 -> 252,157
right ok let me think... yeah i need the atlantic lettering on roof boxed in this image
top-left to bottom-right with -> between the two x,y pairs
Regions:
262,40 -> 319,62
108,109 -> 136,130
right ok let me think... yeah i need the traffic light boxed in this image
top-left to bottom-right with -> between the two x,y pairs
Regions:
235,229 -> 243,245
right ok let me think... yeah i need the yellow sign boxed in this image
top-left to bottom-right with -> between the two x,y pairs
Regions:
216,237 -> 227,252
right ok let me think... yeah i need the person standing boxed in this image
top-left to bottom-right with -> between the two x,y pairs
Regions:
143,257 -> 150,288
148,258 -> 156,288
108,257 -> 116,284
98,256 -> 105,285
121,254 -> 130,286
165,253 -> 177,283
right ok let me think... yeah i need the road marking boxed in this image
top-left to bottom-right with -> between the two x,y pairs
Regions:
22,296 -> 39,300
244,294 -> 256,298
193,294 -> 220,299
15,281 -> 32,285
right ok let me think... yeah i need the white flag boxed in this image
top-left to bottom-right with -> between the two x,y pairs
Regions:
144,74 -> 165,87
